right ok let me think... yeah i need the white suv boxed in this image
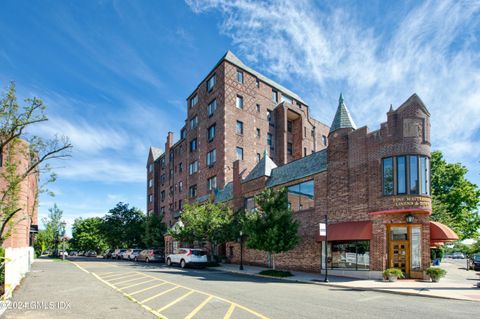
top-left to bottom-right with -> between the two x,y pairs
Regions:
166,248 -> 208,268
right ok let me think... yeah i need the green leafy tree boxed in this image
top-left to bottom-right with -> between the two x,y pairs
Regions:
168,200 -> 233,260
101,202 -> 145,248
431,151 -> 480,239
142,213 -> 167,248
39,204 -> 64,256
245,187 -> 299,269
71,217 -> 108,253
0,82 -> 72,246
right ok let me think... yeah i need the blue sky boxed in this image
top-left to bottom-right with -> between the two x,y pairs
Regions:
0,0 -> 479,235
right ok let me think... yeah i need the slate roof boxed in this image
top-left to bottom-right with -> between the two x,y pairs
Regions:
329,93 -> 356,133
214,182 -> 233,203
221,51 -> 307,105
243,151 -> 278,183
266,150 -> 328,188
150,147 -> 162,161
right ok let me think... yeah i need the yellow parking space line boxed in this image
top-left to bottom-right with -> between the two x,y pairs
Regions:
223,304 -> 236,319
136,272 -> 269,319
120,279 -> 156,290
108,273 -> 142,283
72,262 -> 90,274
185,295 -> 213,319
140,286 -> 179,304
130,282 -> 168,296
115,275 -> 148,286
157,290 -> 195,312
102,272 -> 134,279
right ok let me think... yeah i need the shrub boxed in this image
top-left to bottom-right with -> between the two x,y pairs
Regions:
383,268 -> 404,279
426,267 -> 447,279
259,270 -> 293,278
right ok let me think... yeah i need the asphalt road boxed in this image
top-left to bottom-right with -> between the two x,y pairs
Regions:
4,256 -> 479,319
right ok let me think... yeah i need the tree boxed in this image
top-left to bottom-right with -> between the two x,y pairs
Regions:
142,213 -> 167,248
101,202 -> 145,248
39,204 -> 64,256
245,187 -> 299,270
168,200 -> 233,260
0,82 -> 72,246
431,151 -> 480,240
71,217 -> 108,253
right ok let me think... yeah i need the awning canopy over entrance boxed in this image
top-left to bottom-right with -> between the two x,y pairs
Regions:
316,221 -> 372,242
430,221 -> 458,245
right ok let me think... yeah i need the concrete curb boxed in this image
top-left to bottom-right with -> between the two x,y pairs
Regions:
214,267 -> 479,302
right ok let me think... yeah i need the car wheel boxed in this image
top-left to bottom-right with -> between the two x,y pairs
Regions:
180,259 -> 186,269
167,258 -> 172,266
145,258 -> 149,263
134,257 -> 137,262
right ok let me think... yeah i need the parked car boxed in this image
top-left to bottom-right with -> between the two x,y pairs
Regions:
120,249 -> 131,260
58,250 -> 68,257
86,251 -> 97,257
102,249 -> 113,259
69,251 -> 78,256
111,249 -> 121,259
166,248 -> 208,268
137,249 -> 164,263
115,249 -> 127,260
469,254 -> 480,270
452,252 -> 465,259
129,249 -> 142,261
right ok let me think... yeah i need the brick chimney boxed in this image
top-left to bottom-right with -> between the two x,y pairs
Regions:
232,160 -> 243,210
165,131 -> 174,152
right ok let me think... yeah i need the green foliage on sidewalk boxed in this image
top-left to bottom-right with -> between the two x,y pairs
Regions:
259,269 -> 293,277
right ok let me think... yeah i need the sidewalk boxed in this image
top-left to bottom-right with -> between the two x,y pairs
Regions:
216,260 -> 480,302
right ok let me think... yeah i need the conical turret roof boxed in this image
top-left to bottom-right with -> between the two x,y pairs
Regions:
329,93 -> 356,133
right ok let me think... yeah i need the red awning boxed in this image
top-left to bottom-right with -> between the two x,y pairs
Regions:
430,221 -> 459,243
316,221 -> 372,242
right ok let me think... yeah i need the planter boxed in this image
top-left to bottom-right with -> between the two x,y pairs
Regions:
430,276 -> 440,283
388,275 -> 398,282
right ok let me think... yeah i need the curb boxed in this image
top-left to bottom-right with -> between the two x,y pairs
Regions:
215,267 -> 479,302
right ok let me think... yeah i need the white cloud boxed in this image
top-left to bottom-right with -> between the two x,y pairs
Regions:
187,0 -> 480,179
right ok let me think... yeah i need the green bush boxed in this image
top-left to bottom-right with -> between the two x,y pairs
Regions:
426,267 -> 447,279
430,249 -> 437,261
259,270 -> 293,278
383,268 -> 404,279
0,247 -> 5,286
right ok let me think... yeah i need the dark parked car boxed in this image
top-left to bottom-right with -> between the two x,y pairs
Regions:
103,249 -> 113,259
86,251 -> 97,257
137,249 -> 164,263
469,254 -> 480,271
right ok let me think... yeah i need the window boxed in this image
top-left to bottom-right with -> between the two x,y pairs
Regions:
245,197 -> 255,211
236,95 -> 244,109
207,176 -> 217,191
207,99 -> 217,117
322,135 -> 327,146
178,162 -> 183,173
411,226 -> 422,271
267,109 -> 273,123
206,149 -> 216,167
161,191 -> 165,201
190,116 -> 198,129
236,70 -> 244,83
256,104 -> 260,112
169,151 -> 174,162
189,185 -> 197,198
148,163 -> 153,173
189,160 -> 199,175
236,147 -> 244,160
160,174 -> 166,185
410,155 -> 419,194
207,74 -> 216,92
189,138 -> 197,152
178,199 -> 183,210
255,78 -> 260,88
287,121 -> 292,132
181,128 -> 186,139
191,94 -> 198,108
329,241 -> 370,270
287,180 -> 314,211
148,179 -> 153,188
383,157 -> 394,195
304,147 -> 307,157
397,156 -> 407,194
149,194 -> 153,203
272,90 -> 278,103
256,128 -> 260,138
207,124 -> 216,141
383,155 -> 430,196
236,121 -> 244,135
287,143 -> 293,155
256,153 -> 261,162
179,181 -> 183,193
282,94 -> 293,104
267,133 -> 273,148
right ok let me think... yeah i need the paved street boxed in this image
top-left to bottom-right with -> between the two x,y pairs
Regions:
2,257 -> 479,319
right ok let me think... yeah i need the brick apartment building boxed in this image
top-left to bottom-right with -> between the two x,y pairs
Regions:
147,51 -> 457,279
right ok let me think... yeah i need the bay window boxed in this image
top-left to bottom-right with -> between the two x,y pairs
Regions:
382,155 -> 430,196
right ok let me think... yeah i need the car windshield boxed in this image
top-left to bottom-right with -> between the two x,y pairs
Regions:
473,255 -> 480,261
192,250 -> 206,256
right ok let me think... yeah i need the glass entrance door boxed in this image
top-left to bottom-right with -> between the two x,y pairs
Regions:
389,226 -> 410,276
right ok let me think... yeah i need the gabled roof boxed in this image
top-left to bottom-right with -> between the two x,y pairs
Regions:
243,150 -> 277,183
329,93 -> 356,133
266,150 -> 328,188
395,93 -> 431,116
223,51 -> 307,105
149,147 -> 162,161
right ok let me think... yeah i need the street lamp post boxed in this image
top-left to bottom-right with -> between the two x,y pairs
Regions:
239,230 -> 244,271
60,221 -> 67,261
324,214 -> 329,283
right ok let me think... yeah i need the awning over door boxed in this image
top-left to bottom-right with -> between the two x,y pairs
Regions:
316,221 -> 372,242
430,221 -> 458,245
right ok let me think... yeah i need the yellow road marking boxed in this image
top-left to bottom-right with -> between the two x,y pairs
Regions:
72,262 -> 90,274
140,286 -> 179,304
223,303 -> 236,319
185,295 -> 213,319
102,272 -> 134,279
116,276 -> 147,286
157,290 -> 195,312
136,272 -> 269,319
130,282 -> 168,296
108,273 -> 141,282
120,279 -> 156,290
